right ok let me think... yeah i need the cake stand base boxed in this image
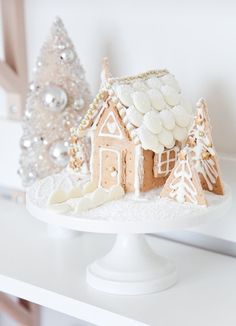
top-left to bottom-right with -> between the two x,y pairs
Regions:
87,234 -> 177,295
47,225 -> 79,239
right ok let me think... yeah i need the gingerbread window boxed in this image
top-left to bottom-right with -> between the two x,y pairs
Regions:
153,146 -> 179,177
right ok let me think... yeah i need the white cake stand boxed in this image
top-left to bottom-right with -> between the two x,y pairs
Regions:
26,186 -> 231,296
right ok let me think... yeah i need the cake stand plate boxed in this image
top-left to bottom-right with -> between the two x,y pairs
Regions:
26,186 -> 231,295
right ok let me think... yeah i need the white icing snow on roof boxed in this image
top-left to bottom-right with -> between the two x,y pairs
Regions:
110,71 -> 193,153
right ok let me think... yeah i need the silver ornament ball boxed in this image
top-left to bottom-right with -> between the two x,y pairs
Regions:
73,97 -> 85,111
41,85 -> 68,112
60,49 -> 75,63
49,141 -> 69,167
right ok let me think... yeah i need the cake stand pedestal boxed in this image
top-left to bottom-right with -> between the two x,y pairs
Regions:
26,187 -> 231,295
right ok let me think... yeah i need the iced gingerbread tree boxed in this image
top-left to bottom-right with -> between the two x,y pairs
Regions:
19,17 -> 91,186
160,149 -> 207,205
187,98 -> 224,195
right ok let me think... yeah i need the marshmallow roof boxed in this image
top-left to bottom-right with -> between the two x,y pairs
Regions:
80,70 -> 193,154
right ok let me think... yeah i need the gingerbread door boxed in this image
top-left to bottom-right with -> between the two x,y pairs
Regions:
99,148 -> 121,188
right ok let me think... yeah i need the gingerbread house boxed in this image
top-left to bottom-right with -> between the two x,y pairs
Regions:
72,64 -> 193,196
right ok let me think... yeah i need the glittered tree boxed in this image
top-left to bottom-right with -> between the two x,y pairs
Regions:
187,98 -> 224,195
19,17 -> 91,186
160,150 -> 207,205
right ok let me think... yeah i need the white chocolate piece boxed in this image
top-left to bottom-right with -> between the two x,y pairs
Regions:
143,111 -> 162,134
109,185 -> 125,201
126,105 -> 143,127
48,190 -> 67,205
132,80 -> 147,91
165,139 -> 176,149
137,126 -> 161,151
147,89 -> 166,111
158,129 -> 174,147
173,125 -> 188,142
68,187 -> 82,199
82,180 -> 97,194
132,91 -> 152,113
75,197 -> 92,212
161,85 -> 180,106
88,187 -> 107,206
160,74 -> 180,92
145,77 -> 162,89
116,84 -> 133,106
172,105 -> 191,127
159,109 -> 175,130
152,142 -> 164,154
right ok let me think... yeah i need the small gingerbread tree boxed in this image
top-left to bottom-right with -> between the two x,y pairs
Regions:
187,98 -> 224,195
160,150 -> 207,205
19,17 -> 91,186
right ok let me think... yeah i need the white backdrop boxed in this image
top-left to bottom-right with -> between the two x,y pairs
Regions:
24,0 -> 236,154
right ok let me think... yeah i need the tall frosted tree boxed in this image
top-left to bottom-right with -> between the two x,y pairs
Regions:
19,17 -> 91,187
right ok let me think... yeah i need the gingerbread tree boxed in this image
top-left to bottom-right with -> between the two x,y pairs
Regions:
187,98 -> 224,195
160,150 -> 207,205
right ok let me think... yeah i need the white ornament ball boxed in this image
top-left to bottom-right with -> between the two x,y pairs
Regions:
159,109 -> 175,130
147,89 -> 165,111
143,111 -> 162,134
172,105 -> 191,127
20,137 -> 32,150
132,91 -> 151,113
49,141 -> 69,167
161,85 -> 180,106
126,105 -> 143,127
41,86 -> 68,112
60,49 -> 75,63
158,129 -> 174,148
173,126 -> 188,142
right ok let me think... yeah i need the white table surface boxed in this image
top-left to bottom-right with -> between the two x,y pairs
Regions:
0,198 -> 236,326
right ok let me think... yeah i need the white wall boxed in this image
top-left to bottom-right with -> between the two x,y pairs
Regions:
24,0 -> 236,154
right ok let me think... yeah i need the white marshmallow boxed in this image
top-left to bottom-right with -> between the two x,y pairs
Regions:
161,85 -> 180,106
116,84 -> 133,106
158,129 -> 174,147
126,105 -> 143,127
173,125 -> 188,142
132,91 -> 152,113
143,111 -> 162,134
172,105 -> 192,127
145,77 -> 162,89
147,89 -> 166,111
137,126 -> 161,151
159,109 -> 175,130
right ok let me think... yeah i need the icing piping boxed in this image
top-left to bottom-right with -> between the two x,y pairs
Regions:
134,145 -> 143,197
99,111 -> 123,139
169,158 -> 198,204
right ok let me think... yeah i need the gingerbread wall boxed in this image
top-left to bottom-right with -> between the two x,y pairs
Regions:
91,101 -> 136,192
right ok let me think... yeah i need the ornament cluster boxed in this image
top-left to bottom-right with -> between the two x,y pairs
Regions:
19,17 -> 91,186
